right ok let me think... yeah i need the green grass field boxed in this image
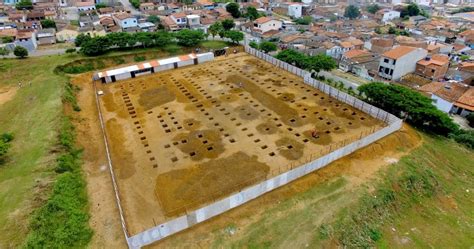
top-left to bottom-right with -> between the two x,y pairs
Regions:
198,133 -> 473,249
0,55 -> 72,247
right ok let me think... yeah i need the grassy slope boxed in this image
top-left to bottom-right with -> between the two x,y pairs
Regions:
375,135 -> 474,248
0,41 -> 229,248
0,55 -> 72,247
202,133 -> 473,248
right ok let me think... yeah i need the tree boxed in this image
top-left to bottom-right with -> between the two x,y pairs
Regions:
467,112 -> 474,128
304,54 -> 337,76
0,47 -> 10,57
294,16 -> 312,25
388,26 -> 397,34
95,3 -> 107,8
344,5 -> 360,19
245,6 -> 260,21
147,15 -> 160,24
209,21 -> 223,39
358,83 -> 459,135
2,36 -> 14,43
275,49 -> 307,68
226,2 -> 241,18
224,30 -> 244,44
259,41 -> 277,53
74,33 -> 91,47
13,46 -> 28,58
41,19 -> 56,29
80,36 -> 110,56
367,4 -> 380,14
249,41 -> 259,49
374,27 -> 382,34
175,29 -> 205,47
406,3 -> 420,16
129,0 -> 140,9
16,0 -> 33,9
221,19 -> 235,31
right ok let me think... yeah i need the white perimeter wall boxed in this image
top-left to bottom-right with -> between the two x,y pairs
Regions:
125,47 -> 403,248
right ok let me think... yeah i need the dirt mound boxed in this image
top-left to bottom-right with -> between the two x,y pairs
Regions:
172,129 -> 224,161
276,137 -> 304,160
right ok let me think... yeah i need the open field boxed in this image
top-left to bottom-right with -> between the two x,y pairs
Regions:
75,52 -> 384,236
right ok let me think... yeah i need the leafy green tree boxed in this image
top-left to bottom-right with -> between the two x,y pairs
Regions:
95,3 -> 107,8
41,19 -> 57,29
151,31 -> 173,47
407,3 -> 420,16
249,40 -> 259,49
107,32 -> 131,49
304,54 -> 337,76
147,15 -> 160,24
388,26 -> 397,34
16,0 -> 33,9
135,32 -> 153,48
222,19 -> 235,30
259,41 -> 277,53
245,6 -> 260,21
0,47 -> 10,57
224,30 -> 244,44
294,16 -> 312,25
367,4 -> 380,14
226,2 -> 241,18
129,0 -> 140,9
209,21 -> 224,39
358,83 -> 458,135
275,49 -> 307,68
175,29 -> 205,47
467,112 -> 474,127
2,36 -> 14,43
80,36 -> 110,56
74,33 -> 91,47
375,26 -> 383,34
13,46 -> 28,58
344,5 -> 360,20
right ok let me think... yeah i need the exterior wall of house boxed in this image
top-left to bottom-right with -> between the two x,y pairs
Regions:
415,63 -> 448,80
119,18 -> 138,28
432,94 -> 454,113
257,20 -> 282,33
288,5 -> 302,18
382,11 -> 400,23
378,49 -> 428,81
78,5 -> 96,11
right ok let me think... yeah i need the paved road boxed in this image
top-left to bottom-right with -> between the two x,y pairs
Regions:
118,0 -> 141,16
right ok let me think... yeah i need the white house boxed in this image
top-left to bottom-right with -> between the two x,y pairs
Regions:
76,1 -> 96,12
253,17 -> 282,34
379,10 -> 400,23
378,46 -> 428,81
288,3 -> 303,18
420,82 -> 472,116
186,14 -> 200,28
170,12 -> 187,29
113,13 -> 138,30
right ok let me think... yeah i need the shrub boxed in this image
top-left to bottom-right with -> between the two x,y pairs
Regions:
449,130 -> 474,149
466,112 -> 474,127
65,48 -> 76,54
134,55 -> 146,62
13,46 -> 28,59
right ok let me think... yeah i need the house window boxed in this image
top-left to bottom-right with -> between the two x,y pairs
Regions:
379,66 -> 384,72
384,67 -> 389,74
124,21 -> 127,24
431,69 -> 435,73
389,69 -> 393,75
384,58 -> 389,63
393,59 -> 396,65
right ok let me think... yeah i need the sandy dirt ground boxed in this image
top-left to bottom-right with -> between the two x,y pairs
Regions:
72,75 -> 127,249
73,53 -> 385,238
147,124 -> 421,248
0,86 -> 17,106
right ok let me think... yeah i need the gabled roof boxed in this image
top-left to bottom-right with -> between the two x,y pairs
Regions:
382,46 -> 417,60
455,87 -> 474,111
114,13 -> 133,20
344,49 -> 371,59
255,16 -> 272,24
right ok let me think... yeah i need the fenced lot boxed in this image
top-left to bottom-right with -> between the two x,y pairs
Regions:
82,52 -> 397,247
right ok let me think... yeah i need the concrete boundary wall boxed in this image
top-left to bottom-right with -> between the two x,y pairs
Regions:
125,47 -> 403,248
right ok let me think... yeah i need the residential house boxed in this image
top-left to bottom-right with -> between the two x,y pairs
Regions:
15,30 -> 37,51
56,27 -> 79,42
36,28 -> 56,45
378,46 -> 428,81
415,54 -> 450,80
113,13 -> 138,31
420,81 -> 472,115
287,3 -> 304,18
253,17 -> 282,34
339,49 -> 376,72
170,12 -> 187,29
457,29 -> 474,48
376,9 -> 400,24
76,1 -> 96,12
367,38 -> 393,54
186,14 -> 201,29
